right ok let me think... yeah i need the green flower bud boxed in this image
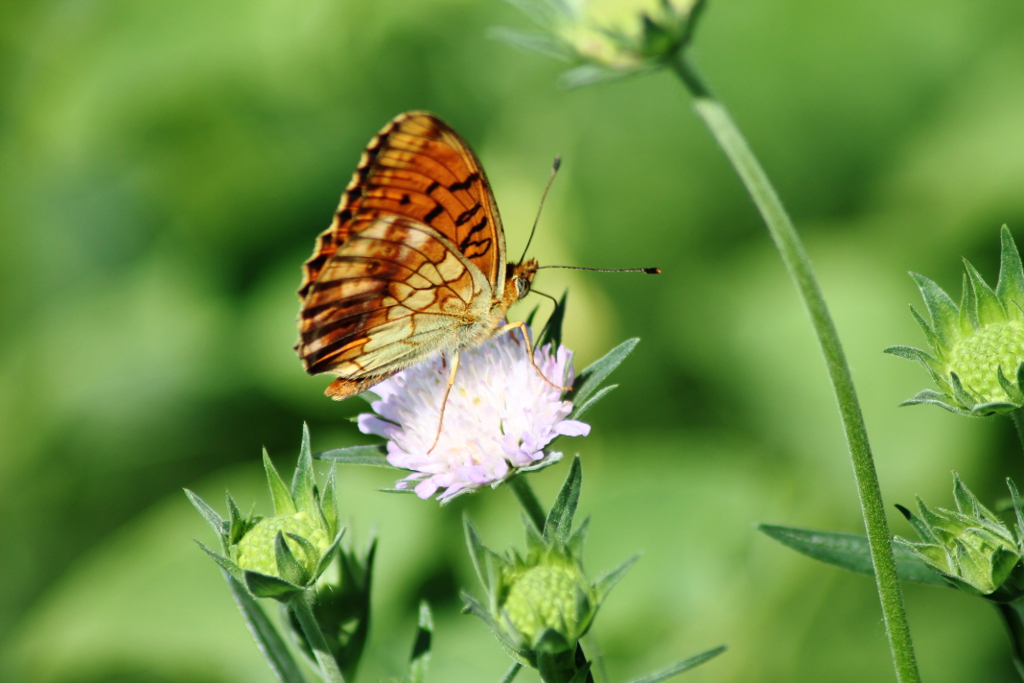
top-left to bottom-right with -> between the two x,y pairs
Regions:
494,0 -> 705,88
187,424 -> 343,601
502,553 -> 596,646
887,226 -> 1024,415
462,460 -> 636,669
897,474 -> 1024,598
236,511 -> 330,577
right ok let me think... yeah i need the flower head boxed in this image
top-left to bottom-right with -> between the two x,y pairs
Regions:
886,226 -> 1024,415
494,0 -> 704,87
462,459 -> 636,665
896,473 -> 1024,599
186,425 -> 343,601
358,330 -> 590,501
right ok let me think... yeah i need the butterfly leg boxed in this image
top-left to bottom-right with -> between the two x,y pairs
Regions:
427,350 -> 460,454
495,321 -> 572,392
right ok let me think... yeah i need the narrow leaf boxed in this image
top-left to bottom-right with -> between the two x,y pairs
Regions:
489,27 -> 573,60
263,449 -> 297,516
244,571 -> 304,600
625,646 -> 727,683
185,489 -> 227,538
464,517 -> 491,591
409,601 -> 434,683
315,444 -> 395,468
910,272 -> 961,349
569,384 -> 618,420
570,338 -> 639,407
291,424 -> 317,515
998,225 -> 1024,320
595,554 -> 640,602
964,259 -> 1007,326
539,290 -> 567,349
545,456 -> 582,543
225,573 -> 307,683
757,524 -> 948,586
196,541 -> 244,585
321,466 -> 339,539
275,532 -> 310,587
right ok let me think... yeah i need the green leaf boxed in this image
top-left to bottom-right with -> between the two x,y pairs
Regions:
570,338 -> 639,409
244,570 -> 305,601
264,449 -> 297,516
539,290 -> 567,349
625,646 -> 727,683
545,456 -> 582,543
184,489 -> 227,538
291,424 -> 318,516
567,516 -> 590,556
275,531 -> 311,587
569,384 -> 618,420
321,466 -> 339,539
464,517 -> 493,592
315,444 -> 395,467
489,27 -> 573,60
461,593 -> 532,666
964,259 -> 1007,326
997,226 -> 1024,319
595,554 -> 639,603
566,661 -> 593,683
910,272 -> 961,349
196,541 -> 244,585
408,602 -> 433,683
1008,478 -> 1024,539
225,573 -> 308,683
757,524 -> 948,586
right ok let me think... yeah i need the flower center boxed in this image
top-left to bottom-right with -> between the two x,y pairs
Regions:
235,512 -> 328,577
949,321 -> 1024,402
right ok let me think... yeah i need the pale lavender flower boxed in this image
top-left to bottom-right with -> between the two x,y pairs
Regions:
357,330 -> 590,501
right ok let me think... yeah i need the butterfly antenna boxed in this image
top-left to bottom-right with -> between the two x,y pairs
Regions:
518,156 -> 561,265
538,265 -> 662,274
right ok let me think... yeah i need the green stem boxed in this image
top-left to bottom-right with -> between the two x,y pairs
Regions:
669,52 -> 920,683
1011,409 -> 1024,456
499,662 -> 523,683
509,474 -> 547,531
996,600 -> 1024,680
290,592 -> 347,683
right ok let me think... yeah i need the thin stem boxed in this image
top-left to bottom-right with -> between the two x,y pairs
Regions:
1011,408 -> 1024,456
669,52 -> 920,682
509,474 -> 547,531
499,662 -> 524,683
996,600 -> 1024,680
290,592 -> 346,683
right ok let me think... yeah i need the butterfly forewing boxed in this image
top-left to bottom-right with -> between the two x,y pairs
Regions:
299,112 -> 505,299
297,112 -> 514,400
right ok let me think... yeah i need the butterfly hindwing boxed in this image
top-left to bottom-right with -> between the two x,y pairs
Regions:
298,215 -> 492,384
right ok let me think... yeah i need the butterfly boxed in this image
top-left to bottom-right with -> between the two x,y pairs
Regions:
296,111 -> 559,410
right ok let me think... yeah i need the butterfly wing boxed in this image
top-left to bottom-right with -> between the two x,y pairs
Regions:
299,111 -> 505,301
298,214 -> 494,399
297,112 -> 508,399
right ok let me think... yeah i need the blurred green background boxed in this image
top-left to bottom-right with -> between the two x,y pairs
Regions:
2,0 -> 1024,681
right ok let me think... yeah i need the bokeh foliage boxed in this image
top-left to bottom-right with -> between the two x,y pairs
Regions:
2,0 -> 1024,681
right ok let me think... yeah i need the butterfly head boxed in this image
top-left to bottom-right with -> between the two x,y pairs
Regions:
507,259 -> 539,303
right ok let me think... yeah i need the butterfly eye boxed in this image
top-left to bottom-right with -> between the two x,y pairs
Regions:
515,276 -> 532,299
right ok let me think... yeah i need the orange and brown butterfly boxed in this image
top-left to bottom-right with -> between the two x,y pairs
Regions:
296,111 -> 552,403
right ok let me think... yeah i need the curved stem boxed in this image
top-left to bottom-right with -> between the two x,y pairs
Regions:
669,53 -> 920,682
1011,408 -> 1024,456
509,474 -> 547,532
290,592 -> 347,683
996,600 -> 1024,680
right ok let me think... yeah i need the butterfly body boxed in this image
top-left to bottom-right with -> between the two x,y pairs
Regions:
297,112 -> 538,400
